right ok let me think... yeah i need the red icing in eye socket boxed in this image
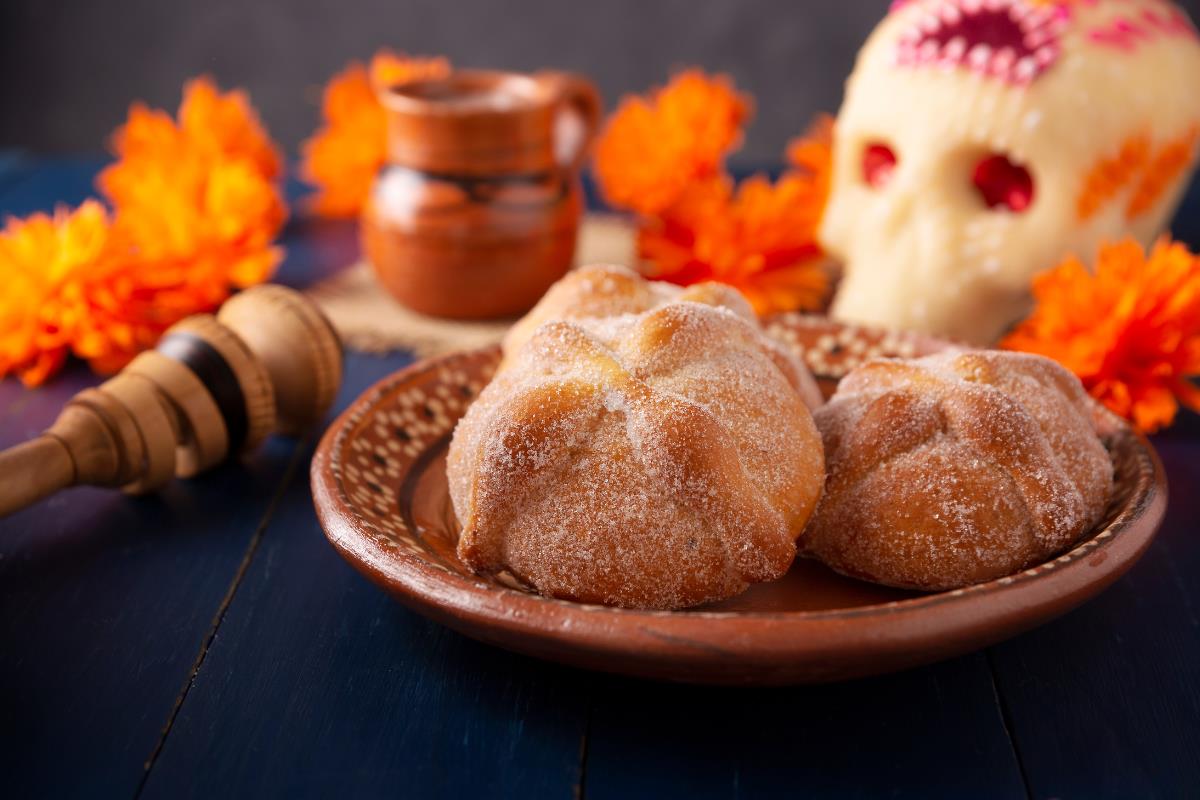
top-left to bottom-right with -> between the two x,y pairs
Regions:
973,154 -> 1034,212
863,143 -> 897,188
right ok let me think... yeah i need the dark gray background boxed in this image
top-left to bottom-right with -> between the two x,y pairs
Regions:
3,0 -> 1200,160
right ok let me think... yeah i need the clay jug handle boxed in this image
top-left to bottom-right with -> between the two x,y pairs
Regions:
540,72 -> 602,171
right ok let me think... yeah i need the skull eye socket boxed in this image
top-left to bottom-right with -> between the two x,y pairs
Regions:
973,154 -> 1035,212
862,142 -> 897,189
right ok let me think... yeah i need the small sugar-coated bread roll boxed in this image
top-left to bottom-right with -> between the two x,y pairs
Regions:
501,264 -> 824,410
804,350 -> 1115,591
447,297 -> 825,609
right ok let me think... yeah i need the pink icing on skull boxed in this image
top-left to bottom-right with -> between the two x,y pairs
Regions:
820,0 -> 1200,344
894,0 -> 1067,84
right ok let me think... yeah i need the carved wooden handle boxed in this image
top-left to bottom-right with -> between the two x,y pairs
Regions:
0,285 -> 343,520
0,436 -> 75,519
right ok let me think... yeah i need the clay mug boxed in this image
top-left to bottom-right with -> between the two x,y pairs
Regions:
362,69 -> 602,319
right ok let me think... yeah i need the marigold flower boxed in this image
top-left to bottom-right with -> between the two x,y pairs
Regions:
102,78 -> 281,201
0,202 -> 113,386
593,72 -> 831,315
638,172 -> 829,316
301,51 -> 451,218
177,77 -> 283,180
95,77 -> 286,371
370,50 -> 451,91
786,114 -> 835,212
1002,237 -> 1200,433
1,78 -> 285,386
593,70 -> 751,217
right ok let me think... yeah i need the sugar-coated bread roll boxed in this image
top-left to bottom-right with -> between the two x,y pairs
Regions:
804,350 -> 1115,591
502,264 -> 824,410
447,282 -> 825,609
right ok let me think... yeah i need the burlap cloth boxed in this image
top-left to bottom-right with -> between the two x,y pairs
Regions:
306,214 -> 637,357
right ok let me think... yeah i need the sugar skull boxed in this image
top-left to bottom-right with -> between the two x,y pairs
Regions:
821,0 -> 1200,343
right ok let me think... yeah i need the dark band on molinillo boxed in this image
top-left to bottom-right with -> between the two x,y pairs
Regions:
156,332 -> 248,452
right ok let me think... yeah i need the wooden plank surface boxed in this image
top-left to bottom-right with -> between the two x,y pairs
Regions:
0,159 -> 1198,799
584,654 -> 1027,800
987,417 -> 1200,800
134,171 -> 1023,800
0,159 -> 304,798
982,189 -> 1200,800
140,353 -> 591,800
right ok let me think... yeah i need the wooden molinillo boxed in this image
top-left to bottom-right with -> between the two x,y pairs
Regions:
0,285 -> 343,519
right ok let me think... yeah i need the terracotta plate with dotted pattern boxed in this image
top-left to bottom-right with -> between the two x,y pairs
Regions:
312,315 -> 1167,685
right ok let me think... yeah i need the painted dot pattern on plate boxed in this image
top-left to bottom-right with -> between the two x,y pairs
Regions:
332,349 -> 498,576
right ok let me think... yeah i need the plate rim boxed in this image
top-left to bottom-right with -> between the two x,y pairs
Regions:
312,321 -> 1169,681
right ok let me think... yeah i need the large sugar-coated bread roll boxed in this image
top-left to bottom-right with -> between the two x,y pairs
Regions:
502,264 -> 824,410
447,297 -> 825,609
805,350 -> 1115,591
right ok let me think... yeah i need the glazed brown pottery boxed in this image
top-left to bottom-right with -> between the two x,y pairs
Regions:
311,315 -> 1168,685
361,69 -> 601,319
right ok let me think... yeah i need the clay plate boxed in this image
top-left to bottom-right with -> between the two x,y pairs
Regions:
312,314 -> 1167,685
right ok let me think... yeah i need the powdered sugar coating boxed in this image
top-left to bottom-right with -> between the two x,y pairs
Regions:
501,264 -> 824,410
805,349 -> 1115,591
448,297 -> 825,609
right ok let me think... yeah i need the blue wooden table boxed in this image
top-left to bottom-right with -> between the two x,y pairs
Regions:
1,156 -> 1198,800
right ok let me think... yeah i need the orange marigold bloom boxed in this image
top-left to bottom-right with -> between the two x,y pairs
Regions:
103,77 -> 282,198
0,202 -> 113,386
593,70 -> 752,217
786,114 -> 835,214
370,50 -> 451,91
94,77 -> 286,372
638,172 -> 829,316
1002,238 -> 1200,433
99,76 -> 286,274
1,78 -> 285,387
301,51 -> 451,218
86,162 -> 285,374
178,77 -> 282,180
